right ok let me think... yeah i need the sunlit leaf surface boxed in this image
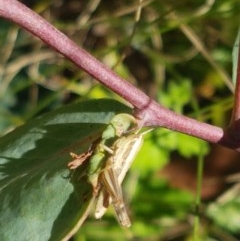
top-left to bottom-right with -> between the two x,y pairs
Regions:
0,99 -> 131,241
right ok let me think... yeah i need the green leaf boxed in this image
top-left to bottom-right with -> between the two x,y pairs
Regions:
0,99 -> 131,241
158,79 -> 192,113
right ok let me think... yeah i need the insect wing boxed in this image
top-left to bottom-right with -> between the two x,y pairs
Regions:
100,158 -> 131,227
95,134 -> 143,221
114,134 -> 143,182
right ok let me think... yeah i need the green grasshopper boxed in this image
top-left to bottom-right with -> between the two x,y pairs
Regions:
86,113 -> 137,195
68,113 -> 147,227
68,113 -> 136,178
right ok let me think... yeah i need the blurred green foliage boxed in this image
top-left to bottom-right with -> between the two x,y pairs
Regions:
0,0 -> 239,240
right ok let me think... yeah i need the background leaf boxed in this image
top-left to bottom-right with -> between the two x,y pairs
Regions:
0,99 -> 131,241
207,185 -> 240,234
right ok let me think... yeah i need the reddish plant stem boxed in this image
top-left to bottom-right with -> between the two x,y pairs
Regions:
226,36 -> 240,146
0,0 -> 236,150
0,0 -> 150,109
231,38 -> 240,122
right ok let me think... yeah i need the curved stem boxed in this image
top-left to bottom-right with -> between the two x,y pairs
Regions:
0,0 -> 235,150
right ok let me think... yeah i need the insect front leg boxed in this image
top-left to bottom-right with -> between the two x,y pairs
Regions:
68,151 -> 92,170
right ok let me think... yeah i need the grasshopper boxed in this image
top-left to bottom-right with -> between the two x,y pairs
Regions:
68,113 -> 136,188
86,113 -> 137,195
68,113 -> 147,227
95,133 -> 144,227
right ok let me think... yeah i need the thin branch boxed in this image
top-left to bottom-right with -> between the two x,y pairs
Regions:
0,0 -> 236,150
